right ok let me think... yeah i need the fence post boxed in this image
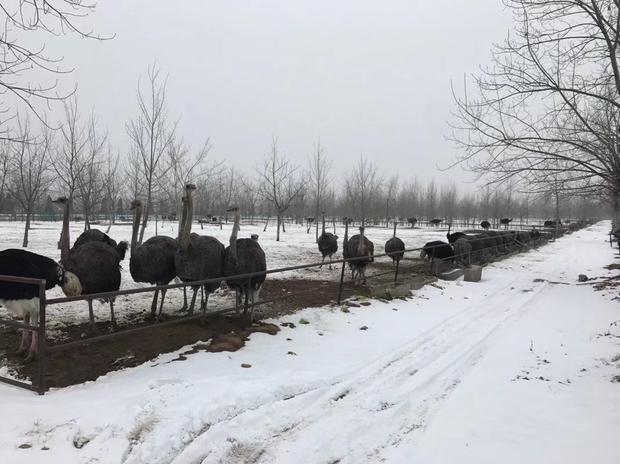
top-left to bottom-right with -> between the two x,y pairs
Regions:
37,280 -> 47,395
336,258 -> 346,304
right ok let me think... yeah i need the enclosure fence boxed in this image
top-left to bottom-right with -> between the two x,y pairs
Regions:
0,223 -> 578,395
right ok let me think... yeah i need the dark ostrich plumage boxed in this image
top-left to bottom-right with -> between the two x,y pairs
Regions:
73,229 -> 121,255
224,207 -> 267,320
130,236 -> 177,285
174,184 -> 225,314
0,249 -> 62,295
176,234 -> 225,294
129,200 -> 178,318
346,227 -> 374,284
384,222 -> 405,264
53,196 -> 126,328
385,236 -> 405,263
224,238 -> 266,294
65,241 -> 123,296
318,232 -> 338,258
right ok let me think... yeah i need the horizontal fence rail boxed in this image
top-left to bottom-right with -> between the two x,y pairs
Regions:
0,222 -> 588,395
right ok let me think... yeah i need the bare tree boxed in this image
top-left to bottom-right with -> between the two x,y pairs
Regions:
102,150 -> 121,232
126,63 -> 175,244
53,96 -> 88,223
0,1 -> 107,140
424,180 -> 438,220
6,119 -> 51,246
257,138 -> 306,241
76,114 -> 106,230
344,155 -> 381,225
0,141 -> 8,211
383,175 -> 399,226
308,140 -> 332,242
451,0 -> 620,222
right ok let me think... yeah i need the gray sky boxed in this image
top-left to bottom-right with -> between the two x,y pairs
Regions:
43,0 -> 512,189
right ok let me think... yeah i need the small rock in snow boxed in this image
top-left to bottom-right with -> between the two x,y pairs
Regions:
18,443 -> 31,449
241,363 -> 252,368
287,351 -> 297,356
359,326 -> 368,331
578,274 -> 589,282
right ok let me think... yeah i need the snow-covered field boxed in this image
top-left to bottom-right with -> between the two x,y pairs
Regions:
0,221 -> 618,463
0,219 -> 450,329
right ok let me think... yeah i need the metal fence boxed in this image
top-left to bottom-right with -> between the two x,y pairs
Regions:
0,224 -> 578,395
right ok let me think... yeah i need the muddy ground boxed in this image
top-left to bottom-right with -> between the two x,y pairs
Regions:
1,259 -> 433,390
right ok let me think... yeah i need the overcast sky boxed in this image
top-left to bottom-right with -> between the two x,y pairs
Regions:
41,0 -> 512,190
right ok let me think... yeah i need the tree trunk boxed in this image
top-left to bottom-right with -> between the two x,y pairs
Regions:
139,192 -> 151,245
276,214 -> 281,241
22,209 -> 31,247
263,216 -> 269,232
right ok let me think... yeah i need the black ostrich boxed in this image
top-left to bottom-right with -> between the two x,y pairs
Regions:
407,217 -> 417,228
224,206 -> 267,320
384,221 -> 405,265
72,228 -> 118,252
317,212 -> 338,269
54,197 -> 128,329
0,249 -> 81,360
480,220 -> 491,230
430,218 -> 443,227
174,184 -> 225,315
500,218 -> 513,229
129,200 -> 178,319
419,240 -> 455,262
345,226 -> 374,284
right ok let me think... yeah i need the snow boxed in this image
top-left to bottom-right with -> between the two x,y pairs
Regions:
0,221 -> 619,463
0,219 -> 451,329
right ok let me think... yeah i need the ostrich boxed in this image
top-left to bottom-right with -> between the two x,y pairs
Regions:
224,206 -> 267,320
500,218 -> 513,229
430,218 -> 443,227
480,220 -> 491,230
129,200 -> 178,319
384,221 -> 405,265
317,212 -> 338,269
345,226 -> 374,284
407,217 -> 417,228
54,197 -> 128,329
174,184 -> 225,315
0,249 -> 81,360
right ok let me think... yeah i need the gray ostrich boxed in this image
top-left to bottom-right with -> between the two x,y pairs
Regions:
224,206 -> 267,320
317,212 -> 338,269
384,221 -> 405,265
129,200 -> 178,319
345,225 -> 374,284
174,184 -> 225,315
53,197 -> 127,329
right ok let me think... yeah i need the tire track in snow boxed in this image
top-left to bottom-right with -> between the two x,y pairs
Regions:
167,277 -> 550,464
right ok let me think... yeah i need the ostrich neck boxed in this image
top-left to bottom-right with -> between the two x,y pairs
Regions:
179,193 -> 193,251
60,202 -> 71,264
230,210 -> 240,259
358,229 -> 365,254
322,215 -> 325,234
393,222 -> 397,238
131,205 -> 142,257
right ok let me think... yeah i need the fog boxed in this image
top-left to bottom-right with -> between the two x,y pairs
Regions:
34,0 -> 512,188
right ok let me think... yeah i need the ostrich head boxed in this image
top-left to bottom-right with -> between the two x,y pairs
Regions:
185,183 -> 197,192
56,265 -> 82,297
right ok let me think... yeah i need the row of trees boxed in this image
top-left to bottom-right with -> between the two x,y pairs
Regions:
451,0 -> 620,226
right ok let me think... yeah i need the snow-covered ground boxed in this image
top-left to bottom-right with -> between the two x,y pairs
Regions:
0,219 -> 451,329
0,221 -> 618,463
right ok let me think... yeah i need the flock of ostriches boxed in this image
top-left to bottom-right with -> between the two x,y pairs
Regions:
0,185 -> 583,361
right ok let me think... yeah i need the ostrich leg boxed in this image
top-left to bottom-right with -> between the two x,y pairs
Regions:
320,256 -> 325,268
17,313 -> 30,354
328,255 -> 333,270
87,299 -> 95,329
188,287 -> 199,315
157,288 -> 167,320
180,287 -> 188,312
109,299 -> 117,330
25,329 -> 38,362
201,293 -> 209,315
150,289 -> 159,318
